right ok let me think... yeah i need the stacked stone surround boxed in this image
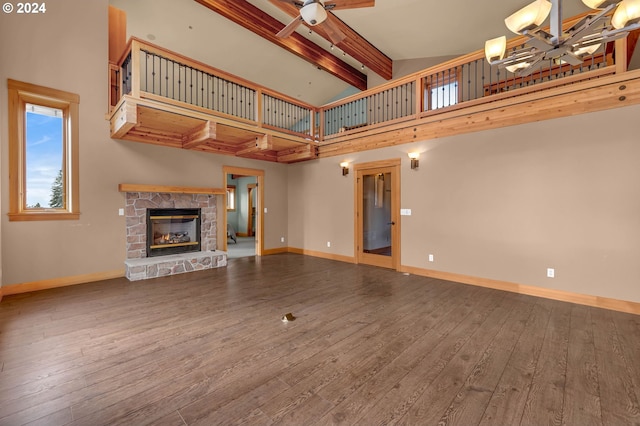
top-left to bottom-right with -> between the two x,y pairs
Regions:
123,191 -> 227,281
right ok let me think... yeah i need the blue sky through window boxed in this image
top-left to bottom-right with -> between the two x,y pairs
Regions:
25,105 -> 64,208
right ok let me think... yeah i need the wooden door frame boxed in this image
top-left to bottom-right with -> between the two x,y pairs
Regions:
222,166 -> 264,255
354,159 -> 401,270
247,183 -> 257,237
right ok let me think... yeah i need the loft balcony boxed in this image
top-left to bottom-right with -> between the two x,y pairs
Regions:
108,13 -> 640,164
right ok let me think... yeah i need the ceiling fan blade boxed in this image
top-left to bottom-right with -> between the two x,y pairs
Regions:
276,16 -> 304,38
321,14 -> 347,44
326,0 -> 375,10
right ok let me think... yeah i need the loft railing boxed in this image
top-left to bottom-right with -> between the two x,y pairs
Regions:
111,11 -> 631,143
321,11 -> 624,140
114,38 -> 318,140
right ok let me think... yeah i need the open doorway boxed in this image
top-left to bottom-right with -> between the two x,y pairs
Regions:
223,166 -> 264,259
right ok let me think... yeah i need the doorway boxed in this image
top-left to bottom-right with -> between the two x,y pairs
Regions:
223,166 -> 264,258
355,159 -> 401,270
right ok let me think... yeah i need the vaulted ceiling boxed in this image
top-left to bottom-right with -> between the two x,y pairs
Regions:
110,0 -> 610,105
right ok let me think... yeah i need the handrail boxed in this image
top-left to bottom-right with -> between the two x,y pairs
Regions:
116,37 -> 319,140
317,9 -> 624,140
112,9 -> 632,144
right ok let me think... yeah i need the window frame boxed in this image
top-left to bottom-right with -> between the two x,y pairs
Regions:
423,69 -> 462,111
226,185 -> 236,211
7,79 -> 80,221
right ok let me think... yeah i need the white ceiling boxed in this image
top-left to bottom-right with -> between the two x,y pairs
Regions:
109,0 -> 597,105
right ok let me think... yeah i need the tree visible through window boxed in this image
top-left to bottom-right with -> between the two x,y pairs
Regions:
8,79 -> 80,221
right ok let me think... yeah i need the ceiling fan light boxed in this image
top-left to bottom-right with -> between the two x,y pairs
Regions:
582,0 -> 623,9
611,0 -> 640,29
485,36 -> 507,62
300,2 -> 328,26
505,0 -> 552,34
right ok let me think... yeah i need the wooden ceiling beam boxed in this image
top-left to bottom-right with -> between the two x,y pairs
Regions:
235,134 -> 274,157
182,121 -> 217,149
194,0 -> 367,90
269,1 -> 392,80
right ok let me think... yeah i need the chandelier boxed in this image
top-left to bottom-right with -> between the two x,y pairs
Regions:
485,0 -> 640,75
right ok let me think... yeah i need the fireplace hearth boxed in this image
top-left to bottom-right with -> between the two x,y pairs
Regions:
146,208 -> 201,257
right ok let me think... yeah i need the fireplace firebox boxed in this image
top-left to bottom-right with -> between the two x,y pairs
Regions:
146,208 -> 201,257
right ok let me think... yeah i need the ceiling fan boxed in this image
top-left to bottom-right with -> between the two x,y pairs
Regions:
274,0 -> 375,44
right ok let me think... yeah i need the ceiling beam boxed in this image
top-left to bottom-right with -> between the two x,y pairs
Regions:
194,0 -> 367,90
269,1 -> 392,80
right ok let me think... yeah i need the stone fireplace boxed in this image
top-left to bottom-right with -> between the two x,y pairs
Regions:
120,184 -> 227,281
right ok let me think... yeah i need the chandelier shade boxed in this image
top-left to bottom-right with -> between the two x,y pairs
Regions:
484,36 -> 507,62
504,0 -> 553,34
611,0 -> 640,29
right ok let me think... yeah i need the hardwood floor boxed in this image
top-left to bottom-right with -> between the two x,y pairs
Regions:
1,253 -> 639,425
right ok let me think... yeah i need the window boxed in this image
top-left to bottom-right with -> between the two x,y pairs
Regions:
8,79 -> 80,221
226,185 -> 236,211
424,70 -> 461,111
429,81 -> 459,110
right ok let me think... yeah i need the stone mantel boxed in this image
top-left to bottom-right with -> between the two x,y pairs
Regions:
118,183 -> 225,195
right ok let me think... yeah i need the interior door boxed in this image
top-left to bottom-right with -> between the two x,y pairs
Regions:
356,160 -> 400,269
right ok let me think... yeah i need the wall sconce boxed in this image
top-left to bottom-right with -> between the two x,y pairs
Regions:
408,152 -> 419,170
340,161 -> 349,176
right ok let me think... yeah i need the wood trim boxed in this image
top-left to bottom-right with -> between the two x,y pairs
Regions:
288,247 -> 356,264
2,270 -> 125,296
118,183 -> 225,194
223,166 -> 265,256
193,0 -> 367,90
7,79 -> 81,222
110,95 -> 314,147
353,158 -> 402,171
130,39 -> 141,98
318,69 -> 640,159
353,160 -> 401,270
108,5 -> 127,64
615,37 -> 628,74
400,265 -> 640,316
263,247 -> 289,255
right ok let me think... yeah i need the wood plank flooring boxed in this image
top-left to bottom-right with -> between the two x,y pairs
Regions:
1,253 -> 639,425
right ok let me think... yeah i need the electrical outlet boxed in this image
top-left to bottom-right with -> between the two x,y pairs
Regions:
280,237 -> 285,243
428,254 -> 434,262
547,268 -> 555,278
118,208 -> 124,216
327,241 -> 331,248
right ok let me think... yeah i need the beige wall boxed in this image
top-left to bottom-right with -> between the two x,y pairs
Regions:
1,0 -> 638,307
288,105 -> 640,304
0,0 -> 288,286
